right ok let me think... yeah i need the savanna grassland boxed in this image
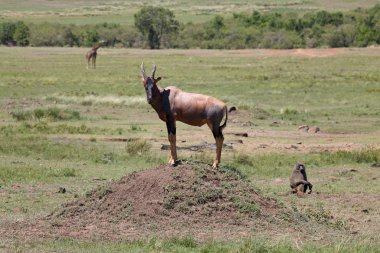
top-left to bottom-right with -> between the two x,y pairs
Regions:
1,0 -> 380,25
0,0 -> 380,252
0,46 -> 379,252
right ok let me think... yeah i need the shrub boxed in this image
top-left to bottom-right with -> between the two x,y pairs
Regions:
44,107 -> 80,121
29,23 -> 77,47
11,108 -> 80,121
126,139 -> 151,156
0,22 -> 16,45
11,110 -> 33,121
325,24 -> 357,47
260,30 -> 303,49
49,168 -> 77,177
83,29 -> 99,47
13,21 -> 29,46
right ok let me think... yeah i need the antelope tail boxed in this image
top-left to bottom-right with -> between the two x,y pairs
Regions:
220,106 -> 228,130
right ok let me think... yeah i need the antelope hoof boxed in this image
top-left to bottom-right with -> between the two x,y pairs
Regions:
212,161 -> 219,169
168,157 -> 177,167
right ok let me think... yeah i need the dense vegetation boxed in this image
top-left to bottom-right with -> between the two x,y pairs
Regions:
1,4 -> 380,49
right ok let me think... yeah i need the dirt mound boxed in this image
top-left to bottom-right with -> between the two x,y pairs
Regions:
0,161 -> 327,242
43,161 -> 281,240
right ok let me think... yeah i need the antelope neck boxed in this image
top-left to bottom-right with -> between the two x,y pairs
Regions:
149,85 -> 164,110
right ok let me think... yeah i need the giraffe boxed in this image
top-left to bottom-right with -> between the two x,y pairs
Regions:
85,43 -> 102,69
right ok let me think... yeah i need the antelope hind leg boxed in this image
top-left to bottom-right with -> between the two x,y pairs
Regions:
207,121 -> 224,169
213,135 -> 224,169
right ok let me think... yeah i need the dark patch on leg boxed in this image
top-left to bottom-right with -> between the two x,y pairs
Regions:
213,131 -> 223,138
212,126 -> 224,139
166,119 -> 176,135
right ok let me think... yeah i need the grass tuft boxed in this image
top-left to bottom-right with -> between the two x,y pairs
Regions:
11,107 -> 80,121
126,139 -> 151,156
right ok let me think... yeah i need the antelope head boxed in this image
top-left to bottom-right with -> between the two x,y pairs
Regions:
140,63 -> 161,104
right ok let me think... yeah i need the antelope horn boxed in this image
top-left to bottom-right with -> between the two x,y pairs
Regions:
151,65 -> 156,78
140,62 -> 148,80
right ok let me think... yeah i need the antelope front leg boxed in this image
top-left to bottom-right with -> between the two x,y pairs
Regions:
168,133 -> 177,166
166,120 -> 177,166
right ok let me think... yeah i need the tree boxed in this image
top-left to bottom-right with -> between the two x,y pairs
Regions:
14,21 -> 30,46
315,11 -> 343,26
327,24 -> 357,47
205,15 -> 225,40
83,29 -> 99,47
134,6 -> 179,49
0,22 -> 16,45
62,27 -> 78,47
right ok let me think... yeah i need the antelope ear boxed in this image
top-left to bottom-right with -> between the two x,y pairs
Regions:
155,77 -> 162,83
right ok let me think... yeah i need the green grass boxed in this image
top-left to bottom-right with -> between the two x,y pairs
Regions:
1,0 -> 379,25
7,237 -> 380,253
1,47 -> 380,134
0,47 -> 379,251
1,2 -> 379,249
0,165 -> 76,185
232,149 -> 379,178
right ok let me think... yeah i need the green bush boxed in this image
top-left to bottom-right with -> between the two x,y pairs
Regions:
126,139 -> 151,156
10,110 -> 33,121
29,23 -> 77,47
83,29 -> 99,47
13,21 -> 29,46
2,5 -> 380,49
260,30 -> 303,49
0,22 -> 16,44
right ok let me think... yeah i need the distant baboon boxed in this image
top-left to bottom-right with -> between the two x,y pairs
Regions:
290,163 -> 313,195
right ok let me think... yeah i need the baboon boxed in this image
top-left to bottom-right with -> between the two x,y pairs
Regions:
290,163 -> 313,195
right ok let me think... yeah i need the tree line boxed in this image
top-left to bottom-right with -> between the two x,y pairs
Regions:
1,5 -> 380,49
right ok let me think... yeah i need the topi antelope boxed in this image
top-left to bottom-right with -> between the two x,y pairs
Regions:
140,63 -> 228,168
